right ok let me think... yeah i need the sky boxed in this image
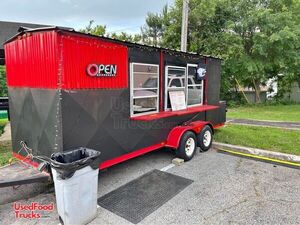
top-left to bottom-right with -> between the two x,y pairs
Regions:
0,0 -> 174,34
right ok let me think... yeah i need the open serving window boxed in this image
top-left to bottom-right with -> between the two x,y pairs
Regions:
187,64 -> 204,107
165,66 -> 186,110
165,64 -> 204,111
130,62 -> 205,118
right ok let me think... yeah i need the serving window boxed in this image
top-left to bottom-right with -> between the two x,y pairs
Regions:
165,66 -> 186,110
130,63 -> 159,116
130,62 -> 204,117
165,64 -> 204,110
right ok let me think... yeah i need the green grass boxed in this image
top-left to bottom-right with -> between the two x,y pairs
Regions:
0,118 -> 8,130
227,104 -> 300,122
0,141 -> 13,166
0,120 -> 13,166
214,124 -> 300,156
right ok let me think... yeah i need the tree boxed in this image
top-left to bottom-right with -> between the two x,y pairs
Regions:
141,5 -> 169,46
159,0 -> 300,103
110,32 -> 142,42
79,20 -> 107,36
79,21 -> 141,42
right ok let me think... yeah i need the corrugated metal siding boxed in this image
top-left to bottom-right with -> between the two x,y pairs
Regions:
61,33 -> 128,89
5,31 -> 59,88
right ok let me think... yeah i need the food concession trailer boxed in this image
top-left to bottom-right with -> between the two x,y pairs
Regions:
4,27 -> 226,170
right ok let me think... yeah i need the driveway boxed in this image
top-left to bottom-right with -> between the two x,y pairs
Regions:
227,118 -> 300,131
1,148 -> 300,225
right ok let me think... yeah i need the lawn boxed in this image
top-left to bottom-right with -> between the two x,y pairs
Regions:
0,141 -> 13,166
0,119 -> 13,166
227,104 -> 300,122
214,124 -> 300,156
0,119 -> 8,133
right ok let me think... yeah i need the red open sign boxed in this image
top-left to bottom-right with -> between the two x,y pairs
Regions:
87,64 -> 117,77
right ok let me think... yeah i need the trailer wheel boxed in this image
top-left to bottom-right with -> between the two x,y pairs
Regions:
198,125 -> 213,152
176,131 -> 197,161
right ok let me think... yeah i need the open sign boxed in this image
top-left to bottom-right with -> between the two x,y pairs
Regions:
87,64 -> 117,77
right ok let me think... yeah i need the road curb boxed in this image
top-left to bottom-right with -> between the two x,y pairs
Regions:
213,142 -> 300,164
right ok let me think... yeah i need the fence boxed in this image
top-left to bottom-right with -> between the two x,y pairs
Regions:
0,97 -> 9,119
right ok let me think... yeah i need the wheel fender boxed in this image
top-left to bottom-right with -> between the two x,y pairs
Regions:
165,121 -> 213,149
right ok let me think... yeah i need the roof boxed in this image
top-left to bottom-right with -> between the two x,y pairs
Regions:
4,26 -> 222,60
0,21 -> 53,49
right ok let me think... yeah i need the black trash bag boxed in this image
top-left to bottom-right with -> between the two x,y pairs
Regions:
50,147 -> 101,180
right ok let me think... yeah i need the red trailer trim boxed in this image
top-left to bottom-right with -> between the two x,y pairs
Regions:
131,105 -> 219,121
213,123 -> 225,129
99,142 -> 165,169
100,122 -> 224,169
165,121 -> 212,149
12,152 -> 40,168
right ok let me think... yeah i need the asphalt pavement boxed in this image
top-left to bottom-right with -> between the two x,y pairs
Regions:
1,147 -> 300,225
227,118 -> 300,130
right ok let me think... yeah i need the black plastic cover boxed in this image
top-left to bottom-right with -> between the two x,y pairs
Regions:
50,148 -> 101,179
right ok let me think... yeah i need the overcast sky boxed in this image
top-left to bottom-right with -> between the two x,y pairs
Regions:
0,0 -> 174,33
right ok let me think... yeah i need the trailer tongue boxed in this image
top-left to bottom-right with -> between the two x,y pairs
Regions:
0,161 -> 50,188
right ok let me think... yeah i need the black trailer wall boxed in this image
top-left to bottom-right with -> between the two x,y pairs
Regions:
206,58 -> 222,105
60,89 -> 196,162
8,88 -> 62,156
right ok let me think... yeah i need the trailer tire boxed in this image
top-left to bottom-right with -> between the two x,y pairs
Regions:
175,131 -> 197,161
198,125 -> 213,152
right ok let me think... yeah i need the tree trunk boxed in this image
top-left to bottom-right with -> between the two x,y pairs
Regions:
235,78 -> 250,104
253,79 -> 261,103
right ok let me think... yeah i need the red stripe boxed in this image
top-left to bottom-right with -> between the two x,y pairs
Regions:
13,152 -> 40,168
99,142 -> 165,169
213,123 -> 225,129
13,143 -> 165,171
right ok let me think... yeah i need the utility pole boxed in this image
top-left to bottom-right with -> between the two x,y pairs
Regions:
180,0 -> 189,52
